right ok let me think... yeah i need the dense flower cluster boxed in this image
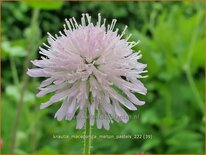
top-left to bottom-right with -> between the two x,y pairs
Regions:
27,13 -> 147,130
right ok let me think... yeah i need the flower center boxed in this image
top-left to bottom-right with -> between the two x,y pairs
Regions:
84,56 -> 100,69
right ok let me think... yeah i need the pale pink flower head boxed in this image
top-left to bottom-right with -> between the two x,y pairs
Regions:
27,13 -> 147,130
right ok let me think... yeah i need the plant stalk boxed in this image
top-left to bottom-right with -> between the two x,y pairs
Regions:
84,113 -> 91,155
9,56 -> 20,89
10,9 -> 40,153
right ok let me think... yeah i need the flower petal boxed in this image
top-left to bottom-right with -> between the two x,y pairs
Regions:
54,98 -> 70,121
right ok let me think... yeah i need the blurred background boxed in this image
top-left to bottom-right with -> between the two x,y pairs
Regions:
1,1 -> 205,154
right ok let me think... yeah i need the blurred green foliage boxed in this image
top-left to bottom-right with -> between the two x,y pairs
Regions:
1,1 -> 205,154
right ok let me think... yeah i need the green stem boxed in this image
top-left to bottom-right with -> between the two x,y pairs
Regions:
183,13 -> 204,113
9,56 -> 20,88
10,9 -> 40,153
84,112 -> 91,155
185,67 -> 204,112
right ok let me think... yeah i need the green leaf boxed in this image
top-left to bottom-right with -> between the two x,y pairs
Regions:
142,138 -> 160,151
1,96 -> 16,153
25,1 -> 63,10
5,85 -> 35,104
166,130 -> 204,153
35,147 -> 59,154
16,131 -> 27,147
5,85 -> 19,101
191,38 -> 205,73
141,109 -> 158,125
2,41 -> 27,58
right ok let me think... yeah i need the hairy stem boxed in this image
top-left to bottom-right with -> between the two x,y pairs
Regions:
84,112 -> 92,155
10,9 -> 40,153
9,56 -> 20,88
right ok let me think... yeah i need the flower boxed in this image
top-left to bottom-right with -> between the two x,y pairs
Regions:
27,13 -> 147,130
